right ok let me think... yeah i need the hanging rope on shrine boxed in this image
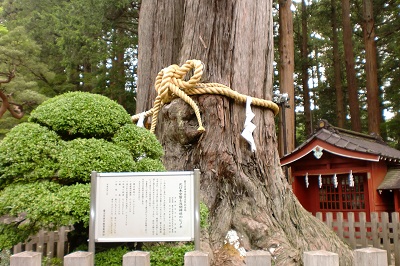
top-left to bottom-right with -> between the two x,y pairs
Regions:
131,59 -> 280,133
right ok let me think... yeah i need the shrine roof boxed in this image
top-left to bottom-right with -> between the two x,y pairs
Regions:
280,120 -> 400,166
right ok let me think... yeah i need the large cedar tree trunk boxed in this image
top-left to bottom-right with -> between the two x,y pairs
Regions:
341,0 -> 362,132
331,0 -> 345,128
362,0 -> 381,135
300,0 -> 312,136
136,1 -> 353,265
278,0 -> 295,157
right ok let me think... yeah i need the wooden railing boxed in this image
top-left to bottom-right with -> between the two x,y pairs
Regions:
12,226 -> 72,259
315,211 -> 400,265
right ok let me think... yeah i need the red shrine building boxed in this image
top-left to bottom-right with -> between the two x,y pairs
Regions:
280,120 -> 400,219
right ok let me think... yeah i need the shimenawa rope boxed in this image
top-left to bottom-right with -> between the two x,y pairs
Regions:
131,59 -> 279,133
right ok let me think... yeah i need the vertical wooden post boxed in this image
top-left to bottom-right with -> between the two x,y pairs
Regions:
47,230 -> 55,258
392,212 -> 400,266
13,243 -> 22,254
245,250 -> 271,266
326,212 -> 333,229
380,212 -> 391,263
25,237 -> 34,251
337,212 -> 344,240
303,250 -> 339,266
315,212 -> 323,221
57,226 -> 67,259
359,212 -> 367,247
371,212 -> 379,248
184,251 -> 209,266
36,230 -> 45,254
64,251 -> 94,266
354,247 -> 387,266
348,212 -> 356,248
10,251 -> 41,266
123,251 -> 150,266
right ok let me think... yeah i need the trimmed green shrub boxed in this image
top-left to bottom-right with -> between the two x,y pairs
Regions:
29,91 -> 131,139
113,124 -> 164,160
0,92 -> 166,250
135,158 -> 165,172
0,182 -> 90,248
57,138 -> 135,183
0,123 -> 60,188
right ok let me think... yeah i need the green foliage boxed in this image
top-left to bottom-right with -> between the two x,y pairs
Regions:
29,92 -> 132,139
1,0 -> 139,112
385,114 -> 400,149
135,158 -> 165,172
200,202 -> 210,229
13,90 -> 49,113
0,92 -> 165,249
0,182 -> 90,248
0,249 -> 11,266
41,256 -> 62,266
57,138 -> 135,183
95,246 -> 130,266
113,124 -> 164,160
0,25 -> 52,134
0,123 -> 61,188
0,115 -> 29,140
143,243 -> 194,266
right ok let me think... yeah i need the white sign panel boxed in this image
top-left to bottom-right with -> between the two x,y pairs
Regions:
93,171 -> 195,242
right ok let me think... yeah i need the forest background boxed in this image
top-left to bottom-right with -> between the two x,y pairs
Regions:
0,0 -> 399,152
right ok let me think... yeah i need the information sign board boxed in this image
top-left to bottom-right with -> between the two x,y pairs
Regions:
88,170 -> 200,253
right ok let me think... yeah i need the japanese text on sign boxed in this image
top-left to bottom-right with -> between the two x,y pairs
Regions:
93,172 -> 194,242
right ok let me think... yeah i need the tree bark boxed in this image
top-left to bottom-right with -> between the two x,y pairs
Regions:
341,0 -> 362,132
137,1 -> 353,265
362,0 -> 381,135
278,0 -> 295,157
331,0 -> 345,128
301,0 -> 312,136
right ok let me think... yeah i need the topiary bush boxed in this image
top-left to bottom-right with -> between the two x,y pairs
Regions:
0,91 -> 165,250
112,124 -> 164,160
29,91 -> 132,140
135,158 -> 165,172
0,182 -> 90,248
57,138 -> 135,183
0,123 -> 61,188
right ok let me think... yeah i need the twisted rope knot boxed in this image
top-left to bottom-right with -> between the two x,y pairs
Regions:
132,59 -> 279,133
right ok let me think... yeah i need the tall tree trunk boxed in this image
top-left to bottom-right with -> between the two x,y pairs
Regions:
137,1 -> 353,265
314,45 -> 321,107
331,0 -> 345,128
109,28 -> 128,106
362,0 -> 381,135
278,0 -> 295,157
136,0 -> 184,113
301,0 -> 312,136
341,0 -> 362,132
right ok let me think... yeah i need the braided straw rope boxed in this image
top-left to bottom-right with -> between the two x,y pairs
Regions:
132,59 -> 279,133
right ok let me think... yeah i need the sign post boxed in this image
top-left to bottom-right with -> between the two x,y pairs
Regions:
89,170 -> 200,254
